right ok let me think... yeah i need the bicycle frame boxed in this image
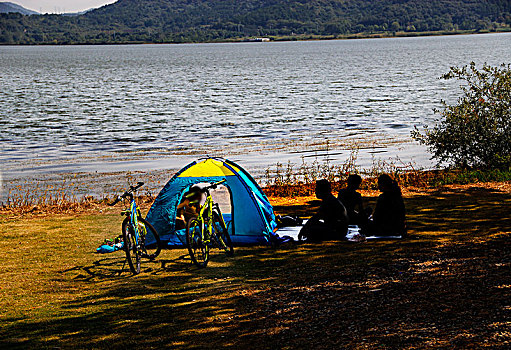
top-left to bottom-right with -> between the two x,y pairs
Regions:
196,192 -> 214,243
109,181 -> 161,274
185,180 -> 233,267
124,198 -> 140,245
119,189 -> 152,252
195,190 -> 228,245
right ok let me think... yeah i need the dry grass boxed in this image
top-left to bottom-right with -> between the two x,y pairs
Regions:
0,195 -> 155,218
0,182 -> 510,349
263,155 -> 511,197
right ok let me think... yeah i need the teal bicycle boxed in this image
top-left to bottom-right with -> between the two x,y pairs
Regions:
186,180 -> 234,267
109,182 -> 161,274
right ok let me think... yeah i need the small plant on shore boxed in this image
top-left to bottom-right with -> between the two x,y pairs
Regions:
413,62 -> 511,169
264,148 -> 363,197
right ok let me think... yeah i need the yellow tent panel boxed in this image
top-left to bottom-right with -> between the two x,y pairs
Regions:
178,159 -> 238,177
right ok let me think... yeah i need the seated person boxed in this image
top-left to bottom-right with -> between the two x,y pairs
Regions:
338,174 -> 366,225
299,179 -> 349,242
175,186 -> 202,230
362,174 -> 406,236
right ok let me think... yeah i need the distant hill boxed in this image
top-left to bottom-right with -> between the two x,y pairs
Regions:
62,8 -> 96,17
1,0 -> 511,44
0,2 -> 38,15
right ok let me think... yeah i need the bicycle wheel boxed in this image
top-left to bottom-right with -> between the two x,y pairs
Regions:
122,217 -> 141,275
186,218 -> 209,267
213,211 -> 234,256
137,217 -> 161,260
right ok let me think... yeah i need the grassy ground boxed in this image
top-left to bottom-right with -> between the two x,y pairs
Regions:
0,182 -> 510,349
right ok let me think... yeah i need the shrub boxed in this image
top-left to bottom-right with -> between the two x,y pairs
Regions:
413,62 -> 511,169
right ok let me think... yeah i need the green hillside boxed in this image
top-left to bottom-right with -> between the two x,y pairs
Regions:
1,0 -> 511,44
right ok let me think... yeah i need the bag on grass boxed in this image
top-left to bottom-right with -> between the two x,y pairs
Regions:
96,237 -> 124,254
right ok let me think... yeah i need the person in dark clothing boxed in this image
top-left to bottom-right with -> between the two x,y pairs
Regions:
338,174 -> 365,225
299,179 -> 349,242
362,174 -> 406,236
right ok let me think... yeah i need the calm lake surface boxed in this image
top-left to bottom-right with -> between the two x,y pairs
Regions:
1,33 -> 511,189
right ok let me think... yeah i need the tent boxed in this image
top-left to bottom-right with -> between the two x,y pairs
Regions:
145,157 -> 278,247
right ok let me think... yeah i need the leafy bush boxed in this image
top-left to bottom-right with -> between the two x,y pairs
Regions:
413,62 -> 511,169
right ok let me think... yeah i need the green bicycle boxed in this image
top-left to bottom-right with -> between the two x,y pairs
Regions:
185,180 -> 234,267
109,182 -> 161,275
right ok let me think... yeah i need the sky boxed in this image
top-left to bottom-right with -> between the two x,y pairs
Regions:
12,1 -> 117,14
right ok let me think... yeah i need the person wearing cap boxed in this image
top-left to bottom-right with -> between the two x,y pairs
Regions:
299,179 -> 349,241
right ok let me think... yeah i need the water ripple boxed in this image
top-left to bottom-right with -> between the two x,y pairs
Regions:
1,34 -> 511,170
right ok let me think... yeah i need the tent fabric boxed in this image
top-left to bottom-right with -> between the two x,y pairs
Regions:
145,157 -> 278,247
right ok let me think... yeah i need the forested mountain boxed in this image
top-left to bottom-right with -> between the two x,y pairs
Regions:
1,0 -> 511,44
0,2 -> 38,15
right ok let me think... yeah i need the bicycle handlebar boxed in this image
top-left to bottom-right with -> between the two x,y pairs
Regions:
108,181 -> 144,206
204,179 -> 226,191
108,197 -> 122,206
130,181 -> 144,192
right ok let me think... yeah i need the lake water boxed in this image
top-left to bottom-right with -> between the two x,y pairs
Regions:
1,33 -> 511,198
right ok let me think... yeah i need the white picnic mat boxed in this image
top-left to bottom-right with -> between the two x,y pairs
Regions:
276,225 -> 302,241
275,224 -> 402,241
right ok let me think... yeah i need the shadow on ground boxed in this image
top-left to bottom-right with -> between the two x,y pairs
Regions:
1,186 -> 510,349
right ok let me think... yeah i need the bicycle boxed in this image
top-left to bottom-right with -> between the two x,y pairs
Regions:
185,180 -> 234,267
109,181 -> 161,275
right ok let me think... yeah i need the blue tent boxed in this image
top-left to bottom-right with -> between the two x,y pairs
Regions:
145,157 -> 278,247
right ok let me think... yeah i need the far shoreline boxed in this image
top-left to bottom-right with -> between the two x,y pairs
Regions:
1,28 -> 510,46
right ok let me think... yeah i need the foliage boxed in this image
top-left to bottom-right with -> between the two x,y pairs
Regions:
1,0 -> 511,44
432,168 -> 511,186
413,62 -> 511,169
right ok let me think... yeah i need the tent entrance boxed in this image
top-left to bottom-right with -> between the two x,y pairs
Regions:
208,183 -> 234,234
175,182 -> 234,234
207,183 -> 232,218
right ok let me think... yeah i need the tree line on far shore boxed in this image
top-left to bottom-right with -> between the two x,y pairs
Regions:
1,0 -> 511,44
